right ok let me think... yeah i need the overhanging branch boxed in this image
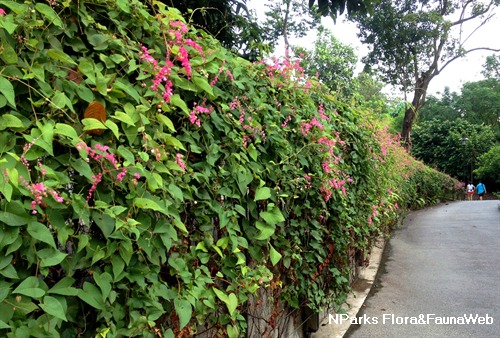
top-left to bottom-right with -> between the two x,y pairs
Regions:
439,47 -> 500,73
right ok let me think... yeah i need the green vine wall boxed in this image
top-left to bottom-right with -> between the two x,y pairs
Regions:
0,1 -> 461,337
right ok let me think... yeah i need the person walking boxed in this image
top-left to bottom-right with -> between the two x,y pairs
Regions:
466,182 -> 475,201
476,181 -> 487,200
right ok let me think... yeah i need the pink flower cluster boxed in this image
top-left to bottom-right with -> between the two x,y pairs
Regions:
176,153 -> 186,172
189,101 -> 213,127
76,142 -> 135,202
87,173 -> 102,202
19,177 -> 64,214
300,117 -> 324,136
318,103 -> 329,121
140,20 -> 204,104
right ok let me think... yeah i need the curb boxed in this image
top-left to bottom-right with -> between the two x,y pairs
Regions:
311,238 -> 387,338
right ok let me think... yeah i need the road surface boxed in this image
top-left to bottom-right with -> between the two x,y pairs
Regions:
346,200 -> 500,338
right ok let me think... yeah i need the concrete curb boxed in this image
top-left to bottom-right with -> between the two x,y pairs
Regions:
311,238 -> 387,338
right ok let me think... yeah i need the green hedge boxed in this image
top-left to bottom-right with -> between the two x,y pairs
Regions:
0,1 -> 461,337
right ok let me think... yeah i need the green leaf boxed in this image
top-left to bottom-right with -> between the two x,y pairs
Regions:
13,276 -> 45,299
0,201 -> 33,226
227,324 -> 239,338
78,282 -> 105,310
269,244 -> 282,266
192,75 -> 214,96
35,3 -> 63,27
111,255 -> 125,282
213,288 -> 238,317
112,112 -> 135,126
0,15 -> 17,34
248,144 -> 258,161
116,0 -> 131,13
0,43 -> 17,64
170,94 -> 189,113
37,248 -> 67,267
0,265 -> 18,279
105,120 -> 120,140
48,277 -> 78,296
134,198 -> 168,215
93,271 -> 112,301
119,240 -> 133,266
254,187 -> 271,201
0,114 -> 24,130
164,134 -> 185,150
0,182 -> 13,202
93,212 -> 115,238
0,76 -> 16,108
39,296 -> 67,321
27,222 -> 56,248
0,1 -> 29,14
260,206 -> 285,226
113,80 -> 141,104
157,114 -> 176,132
254,221 -> 275,241
70,158 -> 93,180
55,123 -> 81,144
76,86 -> 94,102
82,118 -> 108,132
174,298 -> 192,329
47,49 -> 76,65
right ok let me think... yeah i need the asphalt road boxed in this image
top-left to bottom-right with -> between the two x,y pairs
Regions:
345,200 -> 500,338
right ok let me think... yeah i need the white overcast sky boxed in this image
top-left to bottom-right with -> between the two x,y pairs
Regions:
246,0 -> 500,97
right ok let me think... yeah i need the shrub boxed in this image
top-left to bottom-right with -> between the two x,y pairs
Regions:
0,1 -> 461,337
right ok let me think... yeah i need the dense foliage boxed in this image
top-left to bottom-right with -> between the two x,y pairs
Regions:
162,0 -> 270,61
0,0 -> 461,337
294,26 -> 358,99
412,119 -> 495,182
354,0 -> 499,147
475,144 -> 500,186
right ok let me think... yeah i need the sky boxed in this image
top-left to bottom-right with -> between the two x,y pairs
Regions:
246,0 -> 500,98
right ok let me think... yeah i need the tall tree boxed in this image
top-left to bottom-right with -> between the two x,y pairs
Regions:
262,0 -> 321,55
481,54 -> 500,79
308,0 -> 377,19
294,26 -> 357,98
418,87 -> 461,122
354,0 -> 500,150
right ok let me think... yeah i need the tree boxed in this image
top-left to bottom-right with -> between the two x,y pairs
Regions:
412,119 -> 495,181
308,0 -> 377,19
356,71 -> 391,116
475,144 -> 500,188
262,0 -> 321,55
294,26 -> 357,98
458,78 -> 500,139
163,0 -> 271,60
481,54 -> 500,79
354,0 -> 500,150
418,87 -> 461,122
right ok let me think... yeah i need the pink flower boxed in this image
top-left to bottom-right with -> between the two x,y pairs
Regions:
177,46 -> 191,78
87,173 -> 102,202
134,173 -> 141,179
185,38 -> 203,54
117,168 -> 127,182
0,8 -> 6,16
176,153 -> 186,171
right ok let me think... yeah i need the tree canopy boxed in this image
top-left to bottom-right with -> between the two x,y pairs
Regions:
163,0 -> 271,60
354,0 -> 500,149
294,26 -> 358,98
309,0 -> 377,19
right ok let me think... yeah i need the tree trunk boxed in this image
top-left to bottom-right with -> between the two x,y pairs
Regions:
401,77 -> 431,152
